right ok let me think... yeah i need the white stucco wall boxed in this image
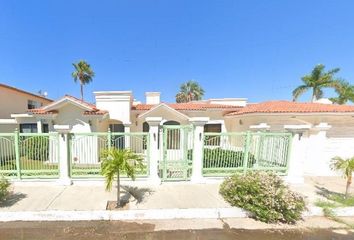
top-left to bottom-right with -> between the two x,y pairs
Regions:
94,91 -> 132,124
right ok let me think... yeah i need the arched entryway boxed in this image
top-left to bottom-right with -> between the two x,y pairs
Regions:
109,120 -> 125,149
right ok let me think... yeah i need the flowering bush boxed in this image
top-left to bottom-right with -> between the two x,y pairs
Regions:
0,177 -> 10,203
219,171 -> 306,223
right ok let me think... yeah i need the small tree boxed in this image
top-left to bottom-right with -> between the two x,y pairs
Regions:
72,60 -> 95,101
175,80 -> 205,103
330,156 -> 354,198
292,64 -> 341,102
101,148 -> 144,208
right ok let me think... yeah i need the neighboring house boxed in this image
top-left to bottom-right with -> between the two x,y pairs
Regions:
2,85 -> 354,177
0,83 -> 52,133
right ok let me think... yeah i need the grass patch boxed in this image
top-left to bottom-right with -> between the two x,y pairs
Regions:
316,186 -> 354,207
315,199 -> 338,208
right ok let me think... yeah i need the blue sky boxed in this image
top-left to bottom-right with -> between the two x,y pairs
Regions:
1,0 -> 354,103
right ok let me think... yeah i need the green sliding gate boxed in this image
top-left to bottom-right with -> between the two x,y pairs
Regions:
159,125 -> 194,181
69,132 -> 149,178
202,131 -> 292,177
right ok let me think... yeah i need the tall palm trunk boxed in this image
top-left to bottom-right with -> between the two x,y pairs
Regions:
116,170 -> 120,207
80,83 -> 84,101
345,175 -> 352,198
312,88 -> 317,102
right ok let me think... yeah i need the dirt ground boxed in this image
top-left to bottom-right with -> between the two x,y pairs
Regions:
0,218 -> 354,240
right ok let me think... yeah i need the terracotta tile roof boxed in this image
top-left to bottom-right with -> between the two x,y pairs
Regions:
0,83 -> 53,102
27,109 -> 58,115
133,103 -> 242,111
28,95 -> 107,116
226,101 -> 354,116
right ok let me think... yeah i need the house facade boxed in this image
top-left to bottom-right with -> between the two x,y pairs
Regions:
0,83 -> 52,133
1,84 -> 354,181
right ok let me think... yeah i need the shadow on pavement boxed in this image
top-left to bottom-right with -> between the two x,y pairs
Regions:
0,192 -> 27,207
121,185 -> 153,204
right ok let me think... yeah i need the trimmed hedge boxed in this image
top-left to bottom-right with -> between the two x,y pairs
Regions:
188,148 -> 256,168
220,171 -> 306,223
21,136 -> 49,161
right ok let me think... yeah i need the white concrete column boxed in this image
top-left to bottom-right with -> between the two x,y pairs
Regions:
124,123 -> 131,149
54,125 -> 72,186
306,123 -> 332,176
146,117 -> 162,184
190,117 -> 209,183
37,120 -> 42,133
283,125 -> 311,184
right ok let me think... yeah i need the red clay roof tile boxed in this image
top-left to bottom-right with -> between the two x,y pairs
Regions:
226,101 -> 354,116
133,103 -> 241,111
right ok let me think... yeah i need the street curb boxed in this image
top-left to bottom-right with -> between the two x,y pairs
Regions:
0,206 -> 341,222
0,207 -> 353,222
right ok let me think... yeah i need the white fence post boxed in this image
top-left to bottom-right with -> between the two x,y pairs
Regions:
124,123 -> 131,149
146,117 -> 162,184
190,117 -> 209,183
54,125 -> 72,186
284,125 -> 311,184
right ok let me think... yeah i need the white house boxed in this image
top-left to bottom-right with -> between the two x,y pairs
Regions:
1,83 -> 354,181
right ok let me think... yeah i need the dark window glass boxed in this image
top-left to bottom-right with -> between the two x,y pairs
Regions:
204,124 -> 222,146
20,124 -> 38,133
42,124 -> 49,133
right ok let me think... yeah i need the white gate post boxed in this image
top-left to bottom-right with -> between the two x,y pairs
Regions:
124,123 -> 131,149
190,117 -> 209,183
146,117 -> 162,184
54,125 -> 72,186
284,125 -> 311,184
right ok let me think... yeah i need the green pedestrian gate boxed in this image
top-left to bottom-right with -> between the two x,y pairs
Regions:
159,125 -> 194,181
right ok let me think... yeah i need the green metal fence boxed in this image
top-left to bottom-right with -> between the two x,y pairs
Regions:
202,131 -> 292,177
0,131 -> 59,179
69,132 -> 149,178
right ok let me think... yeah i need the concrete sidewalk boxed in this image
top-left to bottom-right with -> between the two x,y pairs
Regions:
1,182 -> 231,212
1,176 -> 353,212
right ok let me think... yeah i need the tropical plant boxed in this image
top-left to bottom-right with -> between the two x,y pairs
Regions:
72,60 -> 95,100
220,171 -> 306,223
0,177 -> 10,203
101,148 -> 144,208
175,80 -> 205,103
330,156 -> 354,198
330,80 -> 354,105
293,64 -> 341,102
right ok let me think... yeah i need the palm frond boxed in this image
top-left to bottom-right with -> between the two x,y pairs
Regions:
292,85 -> 309,101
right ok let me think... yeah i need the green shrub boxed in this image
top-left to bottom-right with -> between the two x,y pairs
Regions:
0,177 -> 10,203
188,148 -> 256,168
219,171 -> 306,223
21,136 -> 49,161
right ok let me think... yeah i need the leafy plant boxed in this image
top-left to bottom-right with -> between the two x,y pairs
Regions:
330,156 -> 354,198
22,136 -> 49,161
0,177 -> 10,203
292,64 -> 342,102
219,171 -> 306,223
101,148 -> 144,208
188,148 -> 256,168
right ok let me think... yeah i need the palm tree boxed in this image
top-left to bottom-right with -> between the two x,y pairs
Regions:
293,64 -> 341,102
330,156 -> 354,198
101,148 -> 144,208
72,60 -> 95,100
175,80 -> 205,103
330,80 -> 354,105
